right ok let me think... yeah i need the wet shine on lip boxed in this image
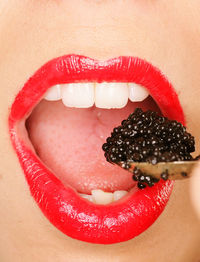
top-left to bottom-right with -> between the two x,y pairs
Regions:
9,55 -> 184,244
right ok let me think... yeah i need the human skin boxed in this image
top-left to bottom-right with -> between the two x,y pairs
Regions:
0,1 -> 200,261
191,162 -> 200,219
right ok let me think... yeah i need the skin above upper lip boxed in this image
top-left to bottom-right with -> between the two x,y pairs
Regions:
9,54 -> 184,244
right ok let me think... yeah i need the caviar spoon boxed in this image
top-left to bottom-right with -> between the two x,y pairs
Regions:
117,160 -> 199,181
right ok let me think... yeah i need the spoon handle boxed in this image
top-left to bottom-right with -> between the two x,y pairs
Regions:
117,161 -> 199,181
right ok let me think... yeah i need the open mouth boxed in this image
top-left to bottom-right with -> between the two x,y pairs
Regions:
9,55 -> 184,244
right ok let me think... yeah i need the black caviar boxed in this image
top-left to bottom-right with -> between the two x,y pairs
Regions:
102,108 -> 197,189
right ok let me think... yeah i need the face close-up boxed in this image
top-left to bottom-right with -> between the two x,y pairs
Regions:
0,1 -> 200,261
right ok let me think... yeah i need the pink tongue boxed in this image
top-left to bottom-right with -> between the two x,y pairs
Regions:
26,99 -> 159,194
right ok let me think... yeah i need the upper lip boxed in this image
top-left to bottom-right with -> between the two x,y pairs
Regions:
10,54 -> 184,123
9,54 -> 184,244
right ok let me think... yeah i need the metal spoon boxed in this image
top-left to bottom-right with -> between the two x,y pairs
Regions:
117,160 -> 199,181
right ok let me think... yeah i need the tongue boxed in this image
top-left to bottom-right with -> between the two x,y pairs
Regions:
26,98 -> 160,194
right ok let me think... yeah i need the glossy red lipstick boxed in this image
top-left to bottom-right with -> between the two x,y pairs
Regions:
9,55 -> 184,244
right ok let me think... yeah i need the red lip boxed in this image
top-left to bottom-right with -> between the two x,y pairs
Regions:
9,55 -> 184,244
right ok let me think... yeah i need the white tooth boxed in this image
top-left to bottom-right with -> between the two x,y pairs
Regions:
79,193 -> 93,202
61,83 -> 95,108
44,84 -> 61,101
113,190 -> 128,201
95,82 -> 129,109
128,83 -> 149,102
91,189 -> 113,205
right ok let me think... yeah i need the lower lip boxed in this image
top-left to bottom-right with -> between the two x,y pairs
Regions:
9,55 -> 184,244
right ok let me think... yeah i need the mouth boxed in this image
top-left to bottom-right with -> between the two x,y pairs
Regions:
9,54 -> 184,244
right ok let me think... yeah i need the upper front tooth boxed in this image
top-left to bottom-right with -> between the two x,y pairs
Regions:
44,84 -> 61,101
44,82 -> 149,108
91,189 -> 113,205
61,83 -> 95,108
128,83 -> 149,102
95,82 -> 129,109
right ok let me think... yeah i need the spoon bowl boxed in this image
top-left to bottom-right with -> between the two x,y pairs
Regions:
117,160 -> 199,181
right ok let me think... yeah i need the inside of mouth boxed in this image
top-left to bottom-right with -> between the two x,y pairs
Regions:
25,83 -> 161,203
